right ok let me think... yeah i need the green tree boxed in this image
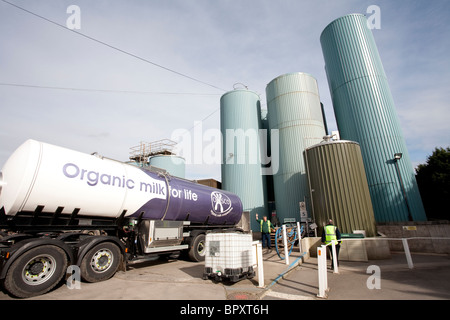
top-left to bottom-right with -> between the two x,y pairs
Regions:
415,147 -> 450,220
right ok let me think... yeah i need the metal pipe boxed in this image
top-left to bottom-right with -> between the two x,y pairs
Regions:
394,155 -> 413,221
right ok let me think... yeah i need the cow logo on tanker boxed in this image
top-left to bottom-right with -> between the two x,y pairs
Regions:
210,191 -> 233,217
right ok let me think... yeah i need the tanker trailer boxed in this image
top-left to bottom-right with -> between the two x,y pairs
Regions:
0,139 -> 243,298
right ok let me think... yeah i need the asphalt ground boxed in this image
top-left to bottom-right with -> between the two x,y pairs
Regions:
0,249 -> 449,302
262,251 -> 450,300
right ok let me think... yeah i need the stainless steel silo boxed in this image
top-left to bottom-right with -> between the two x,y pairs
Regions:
320,14 -> 426,222
266,73 -> 327,224
305,140 -> 377,237
148,155 -> 186,178
220,89 -> 268,231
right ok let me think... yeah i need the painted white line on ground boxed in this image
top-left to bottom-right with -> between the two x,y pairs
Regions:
265,291 -> 315,300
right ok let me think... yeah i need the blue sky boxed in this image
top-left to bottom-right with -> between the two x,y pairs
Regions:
1,0 -> 449,180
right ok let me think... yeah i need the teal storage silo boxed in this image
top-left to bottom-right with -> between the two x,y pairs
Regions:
266,73 -> 327,224
320,14 -> 426,222
149,155 -> 186,178
220,89 -> 268,231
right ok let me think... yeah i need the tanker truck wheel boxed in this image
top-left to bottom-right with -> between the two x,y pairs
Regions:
80,242 -> 121,283
3,245 -> 68,298
188,233 -> 206,262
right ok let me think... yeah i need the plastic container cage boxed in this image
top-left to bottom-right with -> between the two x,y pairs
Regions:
203,232 -> 255,282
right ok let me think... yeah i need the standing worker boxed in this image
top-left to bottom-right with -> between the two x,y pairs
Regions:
321,219 -> 342,268
256,214 -> 274,252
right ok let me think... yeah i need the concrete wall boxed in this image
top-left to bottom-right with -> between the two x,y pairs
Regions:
301,237 -> 322,259
307,237 -> 391,261
377,222 -> 450,254
364,239 -> 391,259
237,211 -> 251,232
251,221 -> 450,264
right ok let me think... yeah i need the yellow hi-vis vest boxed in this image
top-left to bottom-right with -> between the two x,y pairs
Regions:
260,220 -> 272,233
324,225 -> 337,244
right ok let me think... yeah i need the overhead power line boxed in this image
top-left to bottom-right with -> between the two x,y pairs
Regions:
0,0 -> 226,92
0,82 -> 221,96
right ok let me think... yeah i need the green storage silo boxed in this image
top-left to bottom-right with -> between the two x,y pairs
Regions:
305,140 -> 377,237
220,89 -> 268,231
149,155 -> 186,178
320,14 -> 426,222
266,73 -> 327,224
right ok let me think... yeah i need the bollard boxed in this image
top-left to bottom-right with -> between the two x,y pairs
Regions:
331,240 -> 339,273
256,241 -> 265,287
317,246 -> 328,298
252,241 -> 265,288
402,238 -> 414,269
282,224 -> 289,265
297,222 -> 302,253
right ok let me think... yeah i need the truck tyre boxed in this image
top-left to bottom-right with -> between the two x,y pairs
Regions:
80,242 -> 121,283
3,245 -> 68,298
188,233 -> 206,262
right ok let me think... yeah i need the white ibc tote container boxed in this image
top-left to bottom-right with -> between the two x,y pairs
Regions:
203,232 -> 255,282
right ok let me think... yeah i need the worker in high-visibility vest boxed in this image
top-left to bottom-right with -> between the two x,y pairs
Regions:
321,219 -> 342,268
255,213 -> 275,252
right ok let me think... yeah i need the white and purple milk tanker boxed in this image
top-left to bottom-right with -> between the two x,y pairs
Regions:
0,140 -> 244,298
0,139 -> 242,224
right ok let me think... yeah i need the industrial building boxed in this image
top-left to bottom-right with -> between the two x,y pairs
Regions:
130,13 -> 426,234
305,139 -> 377,236
265,73 -> 327,224
219,13 -> 426,234
320,14 -> 426,222
128,139 -> 186,178
220,89 -> 269,231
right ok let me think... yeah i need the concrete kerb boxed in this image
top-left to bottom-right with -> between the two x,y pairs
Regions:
246,237 -> 320,299
221,249 -> 310,300
257,251 -> 308,299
